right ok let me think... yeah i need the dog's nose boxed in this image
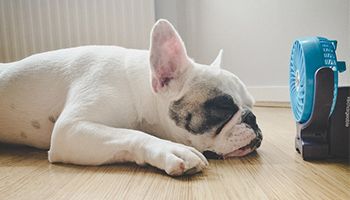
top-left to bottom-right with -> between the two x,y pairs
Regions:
250,137 -> 262,151
242,110 -> 263,147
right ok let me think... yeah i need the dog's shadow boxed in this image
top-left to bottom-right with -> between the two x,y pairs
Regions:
0,143 -> 149,173
0,143 -> 200,179
1,143 -> 48,166
0,143 -> 263,180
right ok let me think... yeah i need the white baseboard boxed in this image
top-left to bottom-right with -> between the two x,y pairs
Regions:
247,86 -> 290,102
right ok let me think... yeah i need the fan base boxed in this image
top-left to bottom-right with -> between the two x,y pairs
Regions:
295,67 -> 349,159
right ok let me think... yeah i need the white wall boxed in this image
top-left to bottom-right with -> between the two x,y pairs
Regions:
0,0 -> 155,63
155,0 -> 350,102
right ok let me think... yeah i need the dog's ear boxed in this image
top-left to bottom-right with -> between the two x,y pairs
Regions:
210,49 -> 223,68
149,19 -> 192,94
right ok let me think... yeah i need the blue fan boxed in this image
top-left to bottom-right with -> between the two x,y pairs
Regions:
289,36 -> 346,123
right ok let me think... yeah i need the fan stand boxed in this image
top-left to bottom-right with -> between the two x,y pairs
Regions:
295,67 -> 350,159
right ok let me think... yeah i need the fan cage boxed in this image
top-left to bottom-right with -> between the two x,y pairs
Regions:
289,36 -> 338,123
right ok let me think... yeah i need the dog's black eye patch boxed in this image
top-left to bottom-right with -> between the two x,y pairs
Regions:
202,95 -> 239,131
204,95 -> 238,117
204,95 -> 236,111
169,93 -> 239,135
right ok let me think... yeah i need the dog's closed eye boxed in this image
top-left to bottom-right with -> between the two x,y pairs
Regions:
203,95 -> 239,127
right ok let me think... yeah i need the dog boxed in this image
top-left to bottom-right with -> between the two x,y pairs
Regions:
0,19 -> 262,176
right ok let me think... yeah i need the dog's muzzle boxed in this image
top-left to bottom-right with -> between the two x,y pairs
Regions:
203,110 -> 262,159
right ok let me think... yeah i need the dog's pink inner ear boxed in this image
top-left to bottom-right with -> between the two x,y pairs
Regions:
150,20 -> 190,93
151,75 -> 159,93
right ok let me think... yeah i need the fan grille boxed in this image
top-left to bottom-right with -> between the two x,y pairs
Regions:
289,41 -> 307,122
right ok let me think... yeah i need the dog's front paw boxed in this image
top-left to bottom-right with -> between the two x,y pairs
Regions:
145,142 -> 209,176
164,145 -> 209,176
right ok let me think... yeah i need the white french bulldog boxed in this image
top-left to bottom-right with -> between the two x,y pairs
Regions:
0,19 -> 262,176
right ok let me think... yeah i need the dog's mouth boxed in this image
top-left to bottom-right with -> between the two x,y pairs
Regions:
203,137 -> 262,160
222,137 -> 261,159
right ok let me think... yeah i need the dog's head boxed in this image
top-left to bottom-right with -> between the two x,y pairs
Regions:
149,19 -> 262,159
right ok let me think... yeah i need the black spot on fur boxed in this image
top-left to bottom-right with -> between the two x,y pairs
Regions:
161,77 -> 173,87
20,132 -> 27,139
184,113 -> 192,131
48,115 -> 56,123
31,120 -> 41,129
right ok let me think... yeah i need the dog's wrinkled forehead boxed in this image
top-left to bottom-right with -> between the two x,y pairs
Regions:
169,79 -> 239,135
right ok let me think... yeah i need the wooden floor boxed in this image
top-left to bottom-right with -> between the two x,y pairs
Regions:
0,107 -> 349,200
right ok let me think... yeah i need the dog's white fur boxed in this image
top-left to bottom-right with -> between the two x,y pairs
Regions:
0,20 -> 257,176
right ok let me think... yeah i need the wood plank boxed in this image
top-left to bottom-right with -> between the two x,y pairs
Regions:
0,107 -> 349,199
254,101 -> 291,108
